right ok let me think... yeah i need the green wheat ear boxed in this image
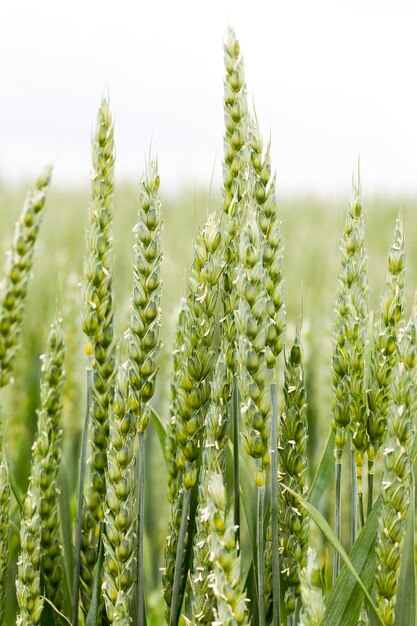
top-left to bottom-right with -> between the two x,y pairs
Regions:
191,355 -> 229,624
80,97 -> 116,615
279,326 -> 309,617
16,315 -> 66,626
162,215 -> 222,625
33,317 -> 66,608
128,157 -> 163,626
128,157 -> 162,430
0,166 -> 52,389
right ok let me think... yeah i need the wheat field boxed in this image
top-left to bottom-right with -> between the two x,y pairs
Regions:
1,28 -> 417,626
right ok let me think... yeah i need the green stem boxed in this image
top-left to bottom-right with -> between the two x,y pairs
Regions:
333,453 -> 342,583
351,449 -> 358,545
137,430 -> 146,626
72,358 -> 92,626
169,486 -> 191,626
358,492 -> 365,528
232,382 -> 240,548
367,462 -> 374,516
257,480 -> 266,626
270,381 -> 280,626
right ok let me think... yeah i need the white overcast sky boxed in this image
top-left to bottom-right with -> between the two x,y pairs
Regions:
1,0 -> 416,194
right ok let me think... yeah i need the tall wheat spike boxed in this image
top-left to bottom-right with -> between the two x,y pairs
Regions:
80,97 -> 116,615
298,548 -> 326,626
128,158 -> 163,625
331,177 -> 368,575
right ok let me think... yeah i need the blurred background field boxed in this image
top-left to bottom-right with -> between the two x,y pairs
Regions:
1,180 -> 417,621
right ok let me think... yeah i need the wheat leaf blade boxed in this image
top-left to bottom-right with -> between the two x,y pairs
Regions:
284,485 -> 384,626
308,430 -> 335,509
148,405 -> 167,462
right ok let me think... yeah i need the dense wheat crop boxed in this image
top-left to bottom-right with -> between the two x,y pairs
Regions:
1,27 -> 417,626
